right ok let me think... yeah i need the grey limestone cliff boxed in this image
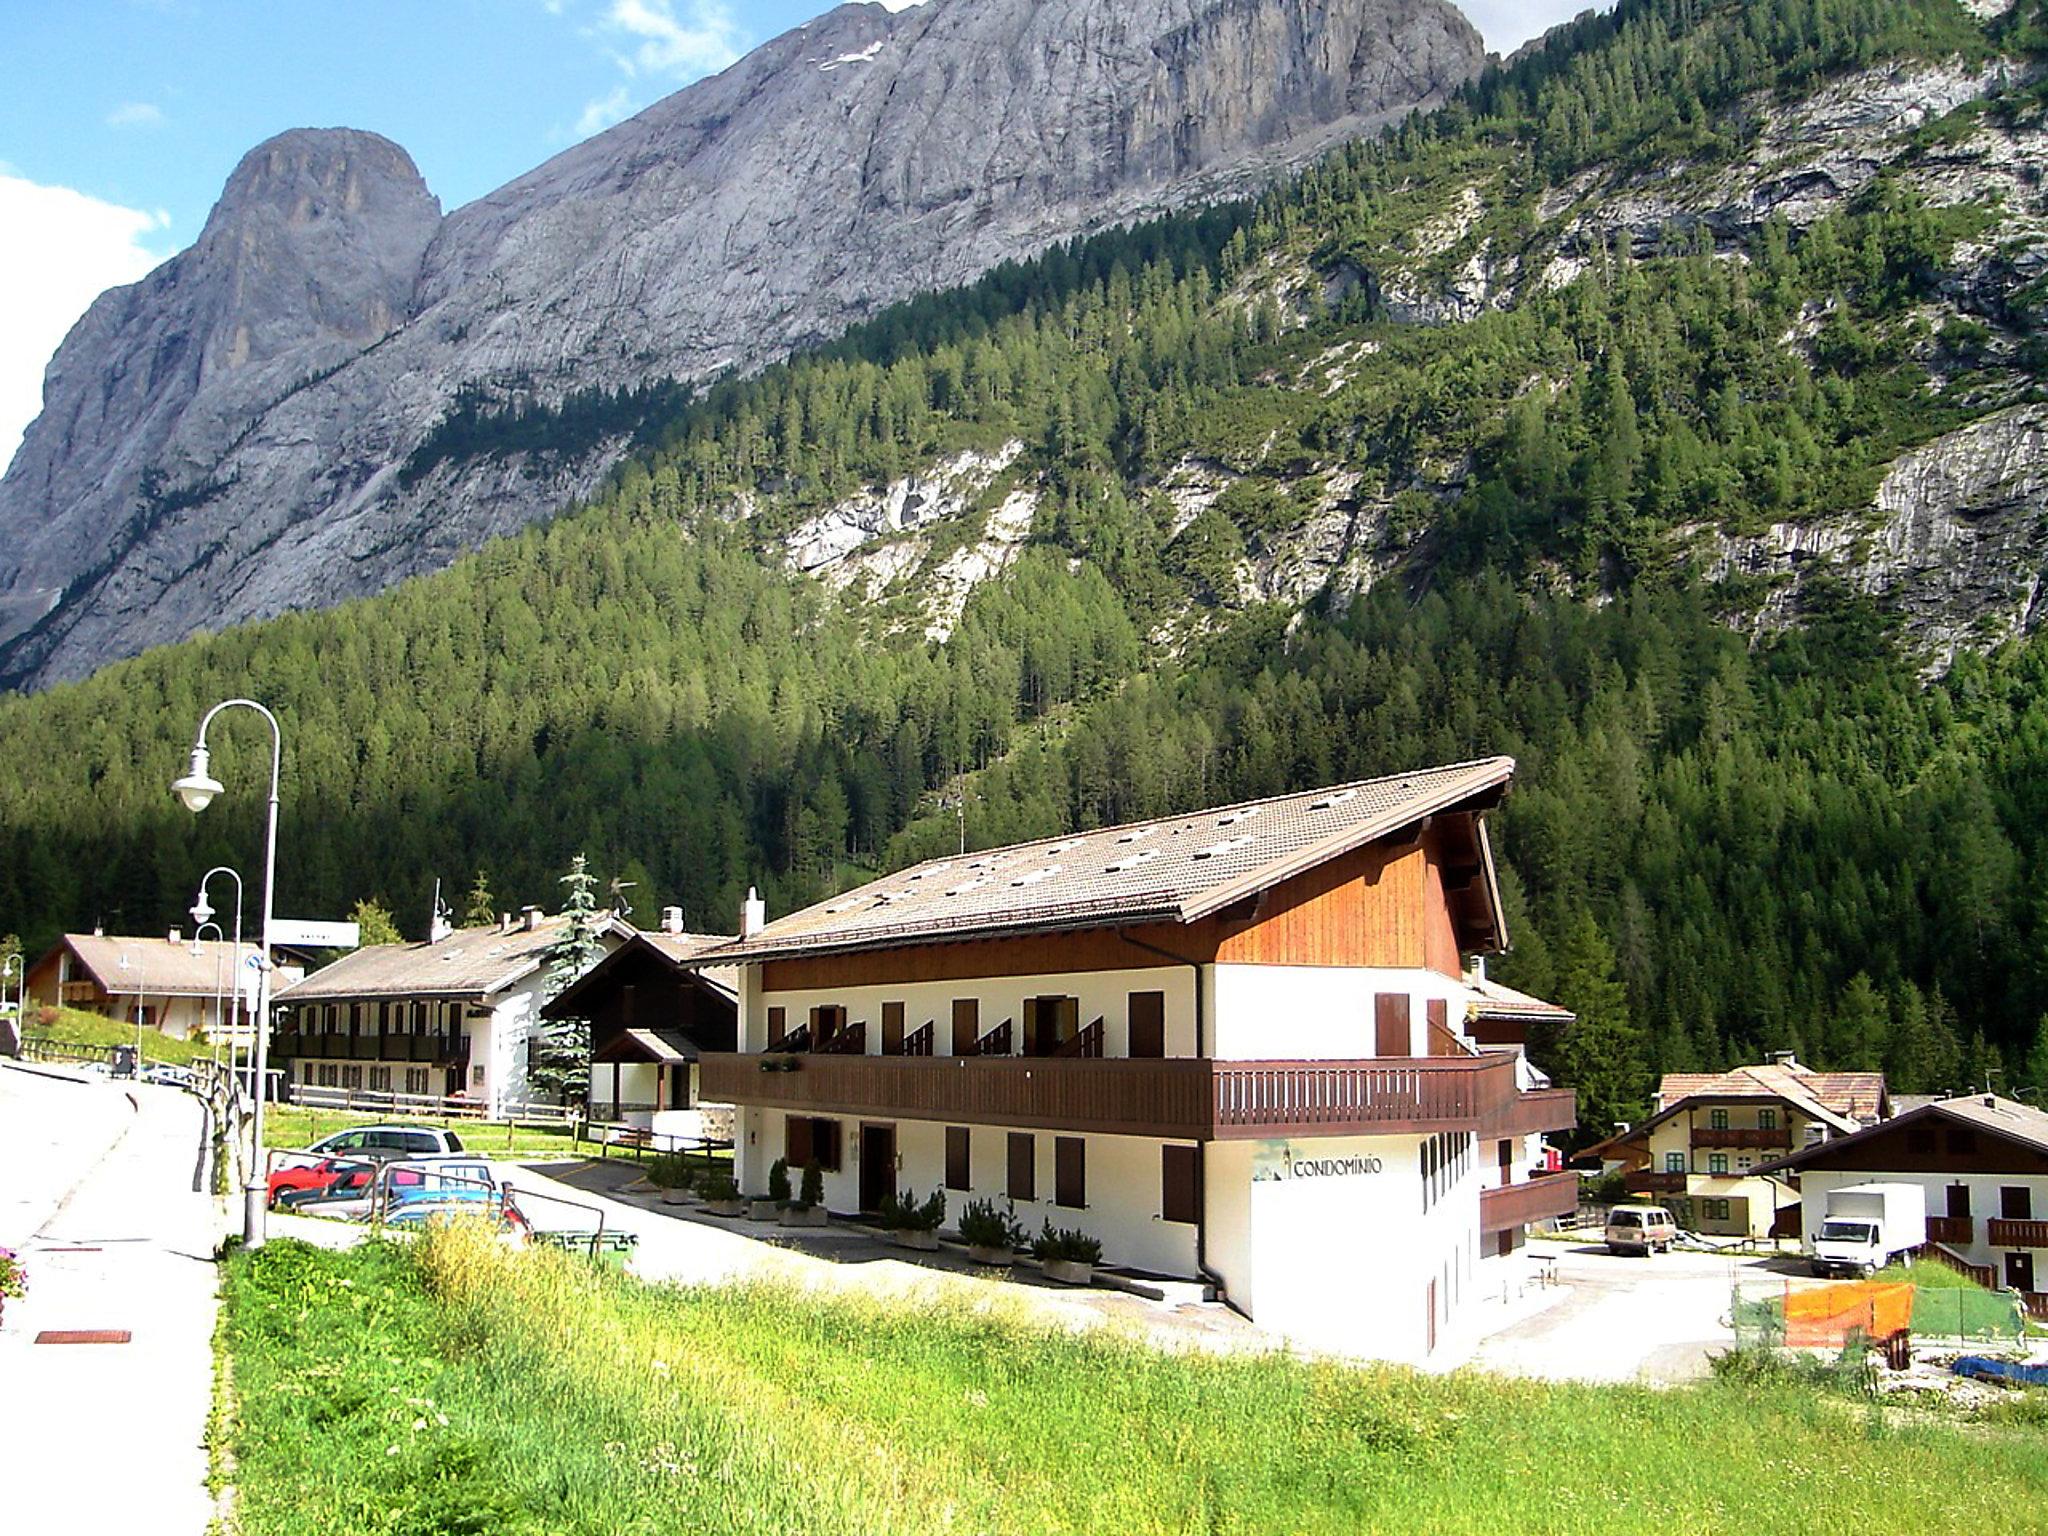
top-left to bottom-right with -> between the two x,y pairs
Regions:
0,0 -> 1484,688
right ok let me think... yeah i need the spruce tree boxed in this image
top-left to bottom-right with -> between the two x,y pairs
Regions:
529,854 -> 607,1105
462,869 -> 496,930
1553,911 -> 1650,1140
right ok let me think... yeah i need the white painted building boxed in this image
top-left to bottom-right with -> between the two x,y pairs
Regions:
26,928 -> 277,1044
273,908 -> 627,1117
699,758 -> 1578,1364
1760,1094 -> 2048,1304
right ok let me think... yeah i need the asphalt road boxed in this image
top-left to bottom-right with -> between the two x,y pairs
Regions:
0,1063 -> 222,1532
1468,1242 -> 1778,1384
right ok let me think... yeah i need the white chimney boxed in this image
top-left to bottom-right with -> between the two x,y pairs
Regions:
522,905 -> 544,932
167,927 -> 182,945
500,912 -> 515,935
429,878 -> 453,944
741,886 -> 766,939
661,906 -> 685,935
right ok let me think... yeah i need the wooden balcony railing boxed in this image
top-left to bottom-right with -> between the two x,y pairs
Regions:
1926,1215 -> 1974,1245
1631,1171 -> 1688,1195
1052,1018 -> 1105,1059
973,1019 -> 1013,1057
902,1022 -> 934,1057
1479,1085 -> 1577,1139
815,1021 -> 866,1056
1988,1218 -> 2048,1249
271,1031 -> 468,1065
698,1050 -> 1575,1142
1692,1126 -> 1792,1150
1480,1171 -> 1581,1232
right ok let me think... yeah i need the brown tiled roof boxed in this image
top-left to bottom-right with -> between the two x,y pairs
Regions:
280,916 -> 626,1002
1656,1062 -> 1887,1130
1467,977 -> 1575,1021
49,933 -> 259,998
699,757 -> 1514,964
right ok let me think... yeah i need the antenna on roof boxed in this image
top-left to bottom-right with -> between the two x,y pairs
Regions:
429,879 -> 453,945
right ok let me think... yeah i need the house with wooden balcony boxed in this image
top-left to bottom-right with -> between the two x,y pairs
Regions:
693,756 -> 1577,1364
1757,1094 -> 2048,1308
273,907 -> 627,1116
539,910 -> 738,1138
1582,1055 -> 1887,1239
26,928 -> 273,1041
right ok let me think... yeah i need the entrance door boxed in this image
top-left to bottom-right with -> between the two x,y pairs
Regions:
859,1123 -> 897,1214
2008,1252 -> 2035,1295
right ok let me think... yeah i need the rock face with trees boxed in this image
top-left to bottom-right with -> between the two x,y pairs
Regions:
0,0 -> 1485,691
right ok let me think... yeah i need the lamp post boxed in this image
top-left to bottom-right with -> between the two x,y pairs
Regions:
1,952 -> 18,1049
190,921 -> 229,1076
192,867 -> 246,1093
172,699 -> 282,1250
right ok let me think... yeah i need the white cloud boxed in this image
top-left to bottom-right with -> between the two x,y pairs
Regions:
106,101 -> 166,130
575,83 -> 635,137
602,0 -> 743,79
0,174 -> 172,474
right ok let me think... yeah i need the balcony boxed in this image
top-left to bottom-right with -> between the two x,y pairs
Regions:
1631,1171 -> 1688,1195
271,1031 -> 468,1065
697,1051 -> 1576,1141
1692,1126 -> 1792,1150
1480,1171 -> 1581,1232
1988,1218 -> 2048,1249
1926,1215 -> 1974,1245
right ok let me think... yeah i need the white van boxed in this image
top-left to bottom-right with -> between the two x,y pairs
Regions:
1605,1204 -> 1678,1255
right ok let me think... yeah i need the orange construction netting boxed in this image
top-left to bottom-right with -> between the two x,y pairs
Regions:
1781,1280 -> 1914,1347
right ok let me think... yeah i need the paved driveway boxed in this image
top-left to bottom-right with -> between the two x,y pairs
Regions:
1468,1242 -> 1788,1385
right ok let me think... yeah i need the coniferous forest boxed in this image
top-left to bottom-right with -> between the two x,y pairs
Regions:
3,0 -> 2046,1131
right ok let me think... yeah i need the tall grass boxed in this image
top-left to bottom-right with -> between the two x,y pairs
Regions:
218,1230 -> 2048,1536
25,1005 -> 211,1064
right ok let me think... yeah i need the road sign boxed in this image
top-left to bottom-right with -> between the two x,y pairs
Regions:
269,919 -> 361,949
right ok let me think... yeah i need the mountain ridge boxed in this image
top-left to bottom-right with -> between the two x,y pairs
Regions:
0,0 -> 1485,690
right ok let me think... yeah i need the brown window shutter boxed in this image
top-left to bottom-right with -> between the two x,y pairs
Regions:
1055,1137 -> 1085,1209
1161,1144 -> 1198,1224
1374,993 -> 1411,1057
1007,1132 -> 1034,1201
1426,997 -> 1450,1054
817,1120 -> 843,1174
1127,991 -> 1165,1058
768,1006 -> 786,1047
882,1001 -> 905,1056
952,998 -> 980,1055
785,1116 -> 813,1169
945,1126 -> 970,1192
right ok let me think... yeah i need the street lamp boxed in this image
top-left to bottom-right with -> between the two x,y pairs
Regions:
193,867 -> 246,1095
191,921 -> 230,1075
172,699 -> 282,1250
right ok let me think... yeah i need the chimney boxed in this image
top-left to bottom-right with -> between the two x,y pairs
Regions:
741,886 -> 766,939
522,905 -> 544,932
661,905 -> 685,935
167,927 -> 182,945
1986,1095 -> 1997,1108
500,912 -> 515,935
1769,1050 -> 1798,1068
429,878 -> 453,944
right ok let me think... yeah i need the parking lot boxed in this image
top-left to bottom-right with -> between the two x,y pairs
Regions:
1470,1240 -> 1811,1384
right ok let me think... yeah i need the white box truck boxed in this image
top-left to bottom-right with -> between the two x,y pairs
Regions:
1809,1183 -> 1927,1277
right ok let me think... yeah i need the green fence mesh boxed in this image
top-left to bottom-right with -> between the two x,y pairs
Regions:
1731,1277 -> 2026,1352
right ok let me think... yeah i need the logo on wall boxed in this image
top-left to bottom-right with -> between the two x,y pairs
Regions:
1253,1141 -> 1385,1183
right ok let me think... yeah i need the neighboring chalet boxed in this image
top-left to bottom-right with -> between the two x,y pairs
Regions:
695,757 -> 1578,1365
273,908 -> 627,1117
27,928 -> 270,1041
1759,1094 -> 2048,1307
1583,1056 -> 1888,1239
541,910 -> 738,1137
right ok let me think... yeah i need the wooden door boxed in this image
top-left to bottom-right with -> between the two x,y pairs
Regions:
2007,1252 -> 2035,1294
1374,993 -> 1410,1057
1127,991 -> 1165,1058
951,999 -> 979,1056
1947,1183 -> 1971,1219
859,1123 -> 896,1214
881,1001 -> 905,1056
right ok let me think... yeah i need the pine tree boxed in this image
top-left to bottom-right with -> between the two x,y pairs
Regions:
348,899 -> 402,947
529,854 -> 608,1105
1553,910 -> 1650,1140
462,869 -> 496,930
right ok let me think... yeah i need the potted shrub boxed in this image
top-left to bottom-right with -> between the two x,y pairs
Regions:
700,1172 -> 746,1217
779,1159 -> 828,1228
880,1187 -> 946,1251
957,1197 -> 1025,1267
1031,1220 -> 1102,1285
749,1159 -> 786,1220
0,1245 -> 23,1325
647,1152 -> 692,1206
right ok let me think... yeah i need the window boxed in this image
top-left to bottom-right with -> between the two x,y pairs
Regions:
945,1126 -> 971,1192
1708,1153 -> 1729,1175
1905,1125 -> 1935,1154
1737,1157 -> 1752,1172
767,1006 -> 786,1048
1127,991 -> 1165,1058
1374,993 -> 1410,1057
785,1117 -> 843,1173
1024,996 -> 1079,1057
1758,1108 -> 1777,1130
1703,1199 -> 1732,1222
1161,1145 -> 1198,1224
1709,1109 -> 1729,1131
1947,1183 -> 1972,1220
471,1064 -> 485,1087
405,1068 -> 429,1097
1007,1133 -> 1035,1201
882,1001 -> 905,1056
1055,1137 -> 1086,1209
368,1066 -> 392,1093
341,1065 -> 363,1091
952,999 -> 980,1056
2002,1186 -> 2034,1221
1665,1152 -> 1685,1173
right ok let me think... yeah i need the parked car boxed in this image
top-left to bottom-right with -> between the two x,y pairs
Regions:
284,1156 -> 504,1223
139,1062 -> 193,1088
268,1156 -> 386,1207
306,1124 -> 467,1158
1605,1204 -> 1678,1255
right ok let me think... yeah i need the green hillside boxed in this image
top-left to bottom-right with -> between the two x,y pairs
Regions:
2,0 -> 2044,1131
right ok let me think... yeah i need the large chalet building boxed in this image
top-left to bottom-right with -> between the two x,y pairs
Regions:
697,757 -> 1577,1364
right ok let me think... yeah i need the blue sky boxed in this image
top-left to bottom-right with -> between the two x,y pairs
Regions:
0,0 -> 1583,470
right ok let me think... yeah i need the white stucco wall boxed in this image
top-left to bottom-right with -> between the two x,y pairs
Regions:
1209,965 -> 1472,1060
1797,1168 -> 2048,1271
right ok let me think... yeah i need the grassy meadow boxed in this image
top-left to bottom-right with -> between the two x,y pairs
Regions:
216,1228 -> 2048,1536
261,1105 -> 588,1160
24,1005 -> 213,1065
